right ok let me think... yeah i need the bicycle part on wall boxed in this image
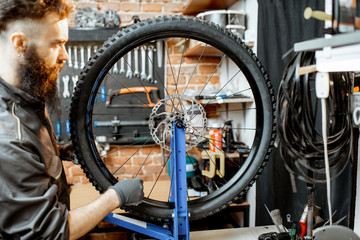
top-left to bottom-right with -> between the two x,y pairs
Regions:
70,16 -> 276,222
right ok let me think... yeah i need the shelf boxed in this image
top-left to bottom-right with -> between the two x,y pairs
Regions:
184,42 -> 254,57
182,0 -> 239,15
68,27 -> 121,42
184,44 -> 223,57
199,97 -> 254,104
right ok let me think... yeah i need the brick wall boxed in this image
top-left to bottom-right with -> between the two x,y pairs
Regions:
64,0 -> 193,186
69,0 -> 187,27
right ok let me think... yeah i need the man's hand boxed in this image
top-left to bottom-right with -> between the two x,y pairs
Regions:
109,178 -> 144,207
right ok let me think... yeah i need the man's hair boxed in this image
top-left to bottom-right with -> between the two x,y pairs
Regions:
0,0 -> 74,32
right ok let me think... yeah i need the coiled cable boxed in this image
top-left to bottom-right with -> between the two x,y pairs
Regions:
276,51 -> 352,184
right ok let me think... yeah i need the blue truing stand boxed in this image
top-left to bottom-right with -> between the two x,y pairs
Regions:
103,122 -> 190,239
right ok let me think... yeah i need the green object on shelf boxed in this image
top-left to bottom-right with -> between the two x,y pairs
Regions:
168,156 -> 197,178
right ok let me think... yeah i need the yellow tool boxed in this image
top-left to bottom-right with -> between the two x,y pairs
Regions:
201,150 -> 225,178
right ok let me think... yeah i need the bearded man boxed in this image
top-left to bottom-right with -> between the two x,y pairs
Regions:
0,1 -> 143,239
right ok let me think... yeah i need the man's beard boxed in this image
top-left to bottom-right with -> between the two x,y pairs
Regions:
17,44 -> 64,116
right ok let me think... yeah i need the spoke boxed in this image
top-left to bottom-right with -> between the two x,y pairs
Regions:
174,38 -> 187,95
191,133 -> 226,179
107,72 -> 151,107
205,107 -> 256,115
147,153 -> 171,199
206,127 -> 256,131
207,139 -> 242,169
94,132 -> 152,138
135,144 -> 157,177
100,139 -> 151,158
166,42 -> 178,96
123,49 -> 156,97
92,111 -> 151,116
112,138 -> 151,175
197,55 -> 226,97
202,69 -> 242,109
182,43 -> 208,95
147,42 -> 173,100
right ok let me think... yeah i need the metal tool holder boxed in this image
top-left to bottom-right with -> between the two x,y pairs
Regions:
103,122 -> 190,240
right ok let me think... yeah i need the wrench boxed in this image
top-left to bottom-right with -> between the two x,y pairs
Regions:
80,46 -> 85,69
119,57 -> 125,74
87,45 -> 92,60
156,40 -> 163,68
147,46 -> 154,83
73,46 -> 79,69
112,60 -> 119,74
72,75 -> 79,93
140,45 -> 147,81
126,52 -> 132,79
62,75 -> 70,98
133,47 -> 140,77
67,46 -> 72,68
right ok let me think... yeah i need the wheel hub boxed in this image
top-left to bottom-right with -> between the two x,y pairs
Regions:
148,94 -> 207,151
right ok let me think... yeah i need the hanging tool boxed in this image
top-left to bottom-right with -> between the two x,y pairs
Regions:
100,86 -> 106,102
133,47 -> 140,77
201,150 -> 225,178
80,46 -> 85,69
106,86 -> 160,108
73,46 -> 79,69
300,205 -> 308,239
270,209 -> 287,233
119,57 -> 125,74
94,116 -> 149,141
156,40 -> 163,68
141,45 -> 147,81
147,45 -> 154,83
67,46 -> 72,68
62,75 -> 70,98
71,75 -> 78,93
95,117 -> 148,129
87,45 -> 92,60
126,52 -> 132,78
112,60 -> 119,74
265,204 -> 282,233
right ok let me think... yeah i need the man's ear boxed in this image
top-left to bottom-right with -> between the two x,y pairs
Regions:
10,32 -> 28,55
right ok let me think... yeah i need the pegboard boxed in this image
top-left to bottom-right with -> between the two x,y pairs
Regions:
50,28 -> 165,145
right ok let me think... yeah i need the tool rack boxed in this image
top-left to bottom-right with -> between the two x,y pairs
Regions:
51,27 -> 165,145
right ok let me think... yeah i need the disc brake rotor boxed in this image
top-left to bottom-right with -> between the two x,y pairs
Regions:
149,94 -> 207,151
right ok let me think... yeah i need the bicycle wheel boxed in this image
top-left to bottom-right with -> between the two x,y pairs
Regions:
70,16 -> 275,222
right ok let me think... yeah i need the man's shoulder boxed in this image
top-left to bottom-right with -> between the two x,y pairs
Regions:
0,100 -> 18,140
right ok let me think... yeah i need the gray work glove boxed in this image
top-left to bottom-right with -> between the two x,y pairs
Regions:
109,178 -> 144,207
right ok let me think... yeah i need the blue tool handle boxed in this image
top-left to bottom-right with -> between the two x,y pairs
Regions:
56,121 -> 61,136
66,120 -> 70,134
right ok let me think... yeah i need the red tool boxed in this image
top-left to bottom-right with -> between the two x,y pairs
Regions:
299,205 -> 309,239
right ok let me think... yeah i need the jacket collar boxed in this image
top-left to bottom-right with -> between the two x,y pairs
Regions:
0,77 -> 45,109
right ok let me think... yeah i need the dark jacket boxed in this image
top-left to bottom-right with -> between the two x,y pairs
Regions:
0,77 -> 70,239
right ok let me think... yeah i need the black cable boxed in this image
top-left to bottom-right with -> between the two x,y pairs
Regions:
276,51 -> 352,184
